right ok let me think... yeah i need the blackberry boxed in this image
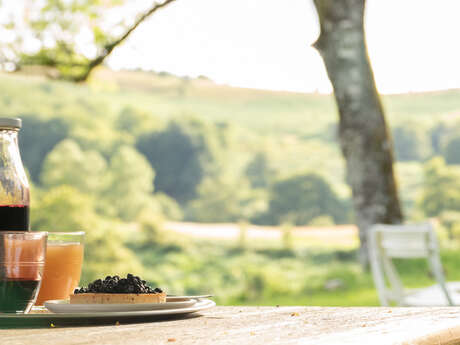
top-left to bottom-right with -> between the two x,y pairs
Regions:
73,274 -> 163,294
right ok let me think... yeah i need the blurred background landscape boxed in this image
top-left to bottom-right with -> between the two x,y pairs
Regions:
3,68 -> 460,306
2,0 -> 460,306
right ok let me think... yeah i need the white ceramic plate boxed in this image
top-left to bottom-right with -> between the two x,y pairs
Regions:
0,299 -> 215,320
167,295 -> 213,301
44,298 -> 198,313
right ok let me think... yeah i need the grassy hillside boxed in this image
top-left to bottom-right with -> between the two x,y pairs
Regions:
8,68 -> 460,130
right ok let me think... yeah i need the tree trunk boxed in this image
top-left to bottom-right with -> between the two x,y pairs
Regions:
312,0 -> 403,266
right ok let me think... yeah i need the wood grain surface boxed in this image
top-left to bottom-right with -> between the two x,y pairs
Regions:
3,306 -> 460,345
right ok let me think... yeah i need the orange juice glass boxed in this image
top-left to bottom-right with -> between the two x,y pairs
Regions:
35,232 -> 84,305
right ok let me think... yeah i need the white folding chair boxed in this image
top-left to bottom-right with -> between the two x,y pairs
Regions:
369,223 -> 460,306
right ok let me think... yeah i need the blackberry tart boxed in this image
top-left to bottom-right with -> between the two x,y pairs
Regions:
70,274 -> 166,304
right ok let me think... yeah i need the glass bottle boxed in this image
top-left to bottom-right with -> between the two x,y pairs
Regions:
0,118 -> 29,231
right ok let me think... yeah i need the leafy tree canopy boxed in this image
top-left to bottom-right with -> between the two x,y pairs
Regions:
263,172 -> 348,226
443,136 -> 460,165
136,118 -> 224,204
103,145 -> 157,221
187,176 -> 267,223
245,152 -> 274,189
31,184 -> 97,231
1,0 -> 176,82
418,157 -> 460,217
40,139 -> 108,194
392,124 -> 431,162
115,106 -> 163,138
430,122 -> 448,155
20,116 -> 69,183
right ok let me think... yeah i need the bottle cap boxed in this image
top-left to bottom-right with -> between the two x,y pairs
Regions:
0,118 -> 21,130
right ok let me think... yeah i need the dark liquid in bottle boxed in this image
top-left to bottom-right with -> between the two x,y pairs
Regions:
0,205 -> 29,231
0,279 -> 40,313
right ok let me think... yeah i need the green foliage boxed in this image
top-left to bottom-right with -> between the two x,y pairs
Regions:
394,162 -> 425,219
439,211 -> 460,240
237,221 -> 248,250
136,217 -> 186,253
31,185 -> 97,231
19,47 -> 91,81
136,118 -> 224,204
19,116 -> 69,183
155,193 -> 183,221
187,176 -> 267,222
392,124 -> 431,161
103,145 -> 157,221
115,106 -> 162,138
81,220 -> 144,283
40,139 -> 108,194
309,215 -> 336,226
418,157 -> 460,217
2,0 -> 125,81
261,173 -> 348,226
281,223 -> 294,251
138,217 -> 167,247
40,140 -> 164,222
133,236 -> 460,306
68,104 -> 121,154
245,152 -> 274,188
443,136 -> 460,165
135,241 -> 377,306
430,122 -> 448,155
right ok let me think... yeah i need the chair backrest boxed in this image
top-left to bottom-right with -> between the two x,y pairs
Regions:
369,223 -> 453,306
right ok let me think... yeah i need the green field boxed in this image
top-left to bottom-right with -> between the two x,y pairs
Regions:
124,227 -> 460,306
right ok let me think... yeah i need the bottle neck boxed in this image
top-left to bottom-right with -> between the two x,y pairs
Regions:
0,130 -> 20,169
0,129 -> 29,206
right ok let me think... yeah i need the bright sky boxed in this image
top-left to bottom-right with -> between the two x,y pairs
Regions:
4,0 -> 460,94
106,0 -> 460,94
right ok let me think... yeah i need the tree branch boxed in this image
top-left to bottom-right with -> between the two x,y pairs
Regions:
75,0 -> 178,82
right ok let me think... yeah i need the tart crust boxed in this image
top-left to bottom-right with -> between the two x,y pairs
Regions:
69,292 -> 166,304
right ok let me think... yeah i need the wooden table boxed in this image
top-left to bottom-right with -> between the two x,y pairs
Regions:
3,306 -> 460,345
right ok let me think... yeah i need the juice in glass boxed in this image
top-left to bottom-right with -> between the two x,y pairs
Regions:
0,232 -> 47,313
35,232 -> 84,305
